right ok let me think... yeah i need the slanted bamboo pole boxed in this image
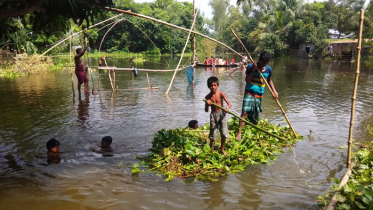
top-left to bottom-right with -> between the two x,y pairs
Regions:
71,73 -> 75,97
203,99 -> 288,141
132,71 -> 134,90
113,69 -> 116,90
327,165 -> 354,210
98,19 -> 123,52
85,38 -> 95,94
165,8 -> 200,95
104,59 -> 115,91
230,29 -> 298,139
104,7 -> 243,58
98,71 -> 101,91
347,9 -> 364,168
42,14 -> 123,56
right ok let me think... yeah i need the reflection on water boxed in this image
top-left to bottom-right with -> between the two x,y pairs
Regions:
0,57 -> 372,209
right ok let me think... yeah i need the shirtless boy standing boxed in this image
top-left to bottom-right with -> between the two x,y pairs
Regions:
75,46 -> 89,95
205,76 -> 232,155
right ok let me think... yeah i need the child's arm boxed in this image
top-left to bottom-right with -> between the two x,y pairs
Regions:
221,92 -> 232,112
245,62 -> 256,84
267,77 -> 278,100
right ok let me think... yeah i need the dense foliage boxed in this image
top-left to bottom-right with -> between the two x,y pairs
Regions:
0,0 -> 372,58
318,142 -> 373,209
136,117 -> 301,181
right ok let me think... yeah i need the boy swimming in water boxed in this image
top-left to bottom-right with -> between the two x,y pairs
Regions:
204,76 -> 232,155
47,138 -> 61,164
188,120 -> 199,129
91,136 -> 115,153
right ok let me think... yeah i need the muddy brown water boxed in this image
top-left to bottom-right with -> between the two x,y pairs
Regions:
0,56 -> 373,210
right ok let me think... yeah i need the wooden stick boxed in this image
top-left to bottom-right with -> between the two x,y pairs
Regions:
203,99 -> 288,141
85,38 -> 95,94
347,9 -> 364,168
104,7 -> 244,59
98,71 -> 101,91
165,7 -> 200,95
104,59 -> 115,91
98,19 -> 123,52
132,71 -> 134,90
71,72 -> 75,97
230,29 -> 298,139
41,14 -> 123,56
327,166 -> 353,210
113,69 -> 116,90
147,73 -> 150,88
97,67 -> 183,72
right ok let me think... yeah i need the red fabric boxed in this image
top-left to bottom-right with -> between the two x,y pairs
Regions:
232,59 -> 235,64
208,58 -> 212,65
75,64 -> 88,85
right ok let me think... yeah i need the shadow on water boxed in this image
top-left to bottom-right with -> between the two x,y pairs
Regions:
0,56 -> 372,209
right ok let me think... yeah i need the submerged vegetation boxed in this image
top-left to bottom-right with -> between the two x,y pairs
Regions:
318,143 -> 373,209
137,117 -> 302,181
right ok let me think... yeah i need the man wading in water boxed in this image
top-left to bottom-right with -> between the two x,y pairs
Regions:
75,46 -> 89,95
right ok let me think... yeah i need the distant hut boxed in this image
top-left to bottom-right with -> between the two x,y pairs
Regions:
297,42 -> 315,59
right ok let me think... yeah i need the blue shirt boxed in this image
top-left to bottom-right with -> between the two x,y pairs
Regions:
245,63 -> 272,98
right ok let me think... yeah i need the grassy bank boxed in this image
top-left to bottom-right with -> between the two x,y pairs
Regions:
134,117 -> 301,181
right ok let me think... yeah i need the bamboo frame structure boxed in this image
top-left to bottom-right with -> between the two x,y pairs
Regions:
98,19 -> 124,52
104,7 -> 244,58
347,9 -> 364,168
164,8 -> 200,95
203,99 -> 288,141
103,59 -> 115,91
97,67 -> 183,72
230,29 -> 298,139
42,14 -> 123,56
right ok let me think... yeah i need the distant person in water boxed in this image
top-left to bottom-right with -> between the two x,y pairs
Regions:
92,136 -> 114,153
47,138 -> 61,164
75,46 -> 89,95
204,57 -> 208,65
188,120 -> 199,129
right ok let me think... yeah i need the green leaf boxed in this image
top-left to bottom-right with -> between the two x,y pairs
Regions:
364,188 -> 373,201
337,194 -> 346,202
203,144 -> 211,154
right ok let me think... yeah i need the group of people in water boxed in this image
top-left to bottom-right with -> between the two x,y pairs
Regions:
46,136 -> 114,164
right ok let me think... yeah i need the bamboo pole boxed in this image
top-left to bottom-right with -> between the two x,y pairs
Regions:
97,67 -> 183,72
347,9 -> 364,168
132,71 -> 134,90
85,38 -> 95,94
327,166 -> 353,210
113,69 -> 116,90
203,99 -> 288,141
104,7 -> 243,58
230,29 -> 298,139
98,71 -> 101,91
71,72 -> 75,97
98,19 -> 123,52
41,14 -> 123,56
104,59 -> 115,91
165,8 -> 200,95
147,73 -> 150,88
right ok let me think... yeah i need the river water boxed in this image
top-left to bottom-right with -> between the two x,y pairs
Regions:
0,56 -> 372,209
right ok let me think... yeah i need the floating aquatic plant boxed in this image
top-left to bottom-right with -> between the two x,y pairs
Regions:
137,117 -> 301,181
12,53 -> 53,75
318,143 -> 373,209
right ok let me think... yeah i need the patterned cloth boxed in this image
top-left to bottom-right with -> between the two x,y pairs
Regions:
75,64 -> 88,85
242,93 -> 262,124
245,63 -> 272,98
209,112 -> 229,140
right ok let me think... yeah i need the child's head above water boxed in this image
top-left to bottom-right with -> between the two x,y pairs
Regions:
101,136 -> 112,148
47,138 -> 60,153
207,76 -> 219,88
188,120 -> 199,129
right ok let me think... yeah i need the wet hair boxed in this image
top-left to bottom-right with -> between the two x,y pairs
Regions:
224,58 -> 226,60
205,57 -> 207,59
188,120 -> 198,128
220,56 -> 222,58
102,136 -> 112,145
259,51 -> 271,62
207,76 -> 219,87
76,48 -> 82,54
47,139 -> 60,151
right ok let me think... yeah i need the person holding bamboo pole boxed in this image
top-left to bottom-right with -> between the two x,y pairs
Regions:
75,46 -> 89,95
236,51 -> 278,140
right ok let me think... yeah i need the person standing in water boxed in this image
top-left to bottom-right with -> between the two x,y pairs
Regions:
75,46 -> 89,95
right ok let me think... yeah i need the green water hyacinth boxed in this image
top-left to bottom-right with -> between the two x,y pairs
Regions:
138,117 -> 302,181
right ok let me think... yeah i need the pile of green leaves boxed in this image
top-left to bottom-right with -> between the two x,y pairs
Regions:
138,117 -> 301,181
318,143 -> 373,209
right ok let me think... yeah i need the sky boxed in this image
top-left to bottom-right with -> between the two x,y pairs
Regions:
133,0 -> 327,19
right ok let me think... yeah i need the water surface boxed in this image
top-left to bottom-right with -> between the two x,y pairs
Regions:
0,56 -> 373,209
